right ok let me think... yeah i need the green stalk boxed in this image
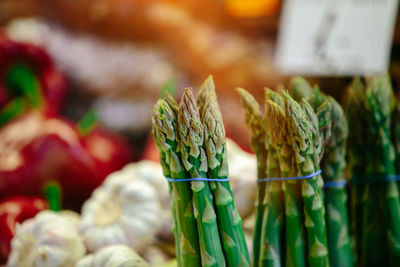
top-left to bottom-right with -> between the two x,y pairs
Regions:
199,78 -> 250,266
344,78 -> 367,263
152,98 -> 180,262
284,92 -> 329,267
318,94 -> 353,267
291,78 -> 327,200
258,90 -> 285,267
364,75 -> 400,266
289,76 -> 313,102
237,88 -> 267,267
266,89 -> 306,267
300,99 -> 326,201
178,88 -> 226,267
44,181 -> 62,211
152,100 -> 201,267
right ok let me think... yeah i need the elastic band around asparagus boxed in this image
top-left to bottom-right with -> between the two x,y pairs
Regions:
178,88 -> 226,267
152,99 -> 201,267
199,78 -> 250,266
284,92 -> 329,267
266,89 -> 307,267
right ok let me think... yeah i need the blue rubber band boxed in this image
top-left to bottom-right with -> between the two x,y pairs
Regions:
351,174 -> 400,184
257,170 -> 322,182
324,180 -> 347,188
165,177 -> 230,182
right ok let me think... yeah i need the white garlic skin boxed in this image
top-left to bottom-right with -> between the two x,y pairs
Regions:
7,210 -> 85,267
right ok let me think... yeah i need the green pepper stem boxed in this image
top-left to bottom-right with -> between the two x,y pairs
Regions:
6,64 -> 42,107
45,182 -> 62,211
77,109 -> 98,137
0,97 -> 29,127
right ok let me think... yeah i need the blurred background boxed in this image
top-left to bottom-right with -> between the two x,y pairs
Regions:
0,1 -> 399,265
3,0 -> 395,152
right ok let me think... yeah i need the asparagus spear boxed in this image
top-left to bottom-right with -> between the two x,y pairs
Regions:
266,89 -> 307,267
258,90 -> 284,267
290,76 -> 313,102
284,92 -> 329,267
300,98 -> 327,200
199,79 -> 250,267
237,88 -> 268,267
178,88 -> 226,267
152,100 -> 201,266
364,75 -> 400,266
318,94 -> 354,267
344,78 -> 368,263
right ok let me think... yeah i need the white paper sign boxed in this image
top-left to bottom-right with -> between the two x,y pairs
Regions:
275,0 -> 399,76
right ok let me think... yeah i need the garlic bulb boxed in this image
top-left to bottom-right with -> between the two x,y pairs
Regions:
7,210 -> 85,267
76,245 -> 148,267
80,163 -> 164,253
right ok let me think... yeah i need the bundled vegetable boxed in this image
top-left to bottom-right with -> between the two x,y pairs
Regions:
152,76 -> 249,267
239,86 -> 329,267
345,74 -> 400,266
292,78 -> 353,267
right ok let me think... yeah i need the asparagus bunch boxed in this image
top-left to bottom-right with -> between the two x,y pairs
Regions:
285,93 -> 329,267
293,79 -> 354,267
263,90 -> 306,267
198,77 -> 250,266
152,99 -> 201,266
346,74 -> 400,266
152,77 -> 249,267
239,87 -> 329,267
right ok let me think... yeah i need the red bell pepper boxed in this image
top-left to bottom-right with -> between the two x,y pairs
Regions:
0,38 -> 67,122
0,195 -> 47,264
0,111 -> 132,210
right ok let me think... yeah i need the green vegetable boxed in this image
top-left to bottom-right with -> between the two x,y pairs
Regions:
364,75 -> 400,266
344,78 -> 367,263
284,92 -> 329,267
152,100 -> 201,267
237,88 -> 268,267
258,90 -> 285,267
199,77 -> 250,266
290,76 -> 313,102
265,89 -> 306,267
317,93 -> 353,267
178,88 -> 226,267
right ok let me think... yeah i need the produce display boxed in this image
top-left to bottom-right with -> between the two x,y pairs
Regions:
0,10 -> 398,265
152,76 -> 250,266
